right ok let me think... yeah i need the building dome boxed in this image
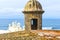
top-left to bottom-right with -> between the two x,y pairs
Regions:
23,0 -> 44,12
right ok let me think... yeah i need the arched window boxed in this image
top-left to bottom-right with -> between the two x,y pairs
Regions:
31,19 -> 38,30
29,4 -> 31,8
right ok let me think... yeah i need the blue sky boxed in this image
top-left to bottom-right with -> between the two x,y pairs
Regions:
0,0 -> 60,31
0,0 -> 60,19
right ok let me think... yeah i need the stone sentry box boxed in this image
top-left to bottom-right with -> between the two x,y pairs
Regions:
22,0 -> 44,31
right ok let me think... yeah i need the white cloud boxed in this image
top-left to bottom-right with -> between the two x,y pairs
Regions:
0,0 -> 28,8
41,0 -> 60,19
0,8 -> 23,13
0,0 -> 26,19
0,8 -> 24,19
0,0 -> 60,19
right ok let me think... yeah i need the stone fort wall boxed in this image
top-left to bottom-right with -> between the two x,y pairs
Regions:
0,31 -> 60,40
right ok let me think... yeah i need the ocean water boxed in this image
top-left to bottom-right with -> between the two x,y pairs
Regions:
0,19 -> 60,30
42,19 -> 60,30
0,19 -> 24,30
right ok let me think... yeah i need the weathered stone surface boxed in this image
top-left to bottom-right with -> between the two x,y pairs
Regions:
0,30 -> 60,40
0,31 -> 40,40
23,0 -> 44,31
24,13 -> 42,30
